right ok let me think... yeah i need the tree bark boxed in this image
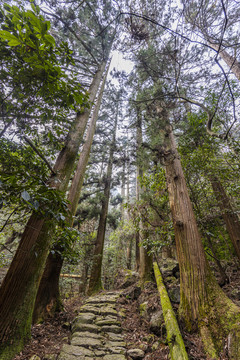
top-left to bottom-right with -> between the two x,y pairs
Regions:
0,62 -> 106,360
208,42 -> 240,82
87,99 -> 118,295
136,111 -> 153,283
210,175 -> 240,262
33,63 -> 110,323
161,112 -> 240,358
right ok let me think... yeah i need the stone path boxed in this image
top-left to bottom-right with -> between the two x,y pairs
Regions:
58,291 -> 127,360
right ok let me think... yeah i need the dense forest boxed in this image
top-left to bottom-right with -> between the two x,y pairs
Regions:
0,0 -> 240,359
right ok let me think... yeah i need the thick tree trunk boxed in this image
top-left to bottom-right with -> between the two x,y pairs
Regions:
136,112 -> 153,283
210,175 -> 240,262
87,103 -> 118,295
32,251 -> 63,324
162,116 -> 240,358
33,63 -> 110,323
0,62 -> 106,360
139,243 -> 153,283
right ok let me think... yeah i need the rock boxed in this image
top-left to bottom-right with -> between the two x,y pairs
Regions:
94,350 -> 106,356
72,331 -> 103,339
115,270 -> 139,289
152,341 -> 160,351
127,348 -> 145,359
71,336 -> 102,347
60,344 -> 93,356
103,355 -> 126,360
101,325 -> 122,334
149,310 -> 165,335
168,285 -> 180,303
139,302 -> 148,317
118,309 -> 126,318
100,307 -> 118,316
231,288 -> 240,300
58,353 -> 82,360
110,346 -> 126,354
139,343 -> 148,351
72,322 -> 99,333
122,285 -> 141,300
73,312 -> 96,326
105,340 -> 126,348
107,332 -> 124,341
159,259 -> 179,277
43,355 -> 57,360
80,305 -> 100,314
165,276 -> 178,285
95,319 -> 120,326
87,295 -> 119,304
62,322 -> 71,330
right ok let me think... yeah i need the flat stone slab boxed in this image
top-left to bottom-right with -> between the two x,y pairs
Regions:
75,313 -> 96,323
105,341 -> 126,348
87,296 -> 119,304
106,333 -> 124,341
100,307 -> 118,316
72,323 -> 99,333
72,331 -> 103,340
71,336 -> 102,347
110,347 -> 126,354
80,305 -> 100,314
95,319 -> 120,326
103,355 -> 126,360
60,344 -> 93,357
101,325 -> 122,334
58,353 -> 84,360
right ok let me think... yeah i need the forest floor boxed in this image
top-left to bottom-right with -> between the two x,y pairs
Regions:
13,262 -> 240,360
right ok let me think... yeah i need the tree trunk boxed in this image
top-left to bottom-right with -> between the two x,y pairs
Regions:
139,241 -> 153,283
0,62 -> 106,360
87,101 -> 118,295
135,232 -> 140,271
209,42 -> 240,82
32,251 -> 63,324
136,112 -> 153,283
161,113 -> 240,358
210,175 -> 240,262
204,232 -> 229,286
126,237 -> 133,270
33,63 -> 110,323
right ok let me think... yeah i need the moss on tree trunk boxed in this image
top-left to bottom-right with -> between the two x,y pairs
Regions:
153,262 -> 189,360
32,62 -> 110,323
0,62 -> 106,359
156,104 -> 240,359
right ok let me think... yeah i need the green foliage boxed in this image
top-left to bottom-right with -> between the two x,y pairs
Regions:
0,2 -> 89,138
0,138 -> 69,220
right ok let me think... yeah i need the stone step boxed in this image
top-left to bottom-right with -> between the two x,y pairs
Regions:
58,291 -> 127,360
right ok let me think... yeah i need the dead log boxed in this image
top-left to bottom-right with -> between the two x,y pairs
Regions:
153,261 -> 189,360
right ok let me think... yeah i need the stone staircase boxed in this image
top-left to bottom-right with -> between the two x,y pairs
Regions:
58,291 -> 127,360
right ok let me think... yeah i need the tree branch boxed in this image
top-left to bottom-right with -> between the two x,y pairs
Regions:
22,135 -> 56,174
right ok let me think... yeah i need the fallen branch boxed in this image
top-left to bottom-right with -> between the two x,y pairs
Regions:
60,273 -> 82,279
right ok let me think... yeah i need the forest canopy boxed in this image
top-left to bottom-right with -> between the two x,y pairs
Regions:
0,1 -> 240,359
